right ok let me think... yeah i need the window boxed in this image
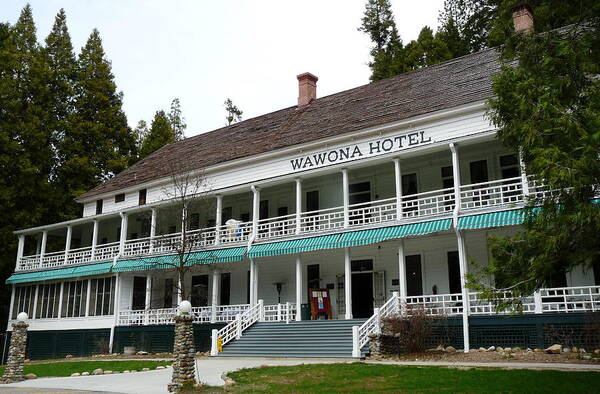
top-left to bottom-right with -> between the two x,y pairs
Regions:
164,278 -> 174,308
36,283 -> 60,319
220,273 -> 231,305
499,154 -> 519,179
131,277 -> 146,310
89,277 -> 116,316
114,193 -> 125,203
12,285 -> 36,319
139,189 -> 147,205
95,200 -> 103,215
61,280 -> 88,318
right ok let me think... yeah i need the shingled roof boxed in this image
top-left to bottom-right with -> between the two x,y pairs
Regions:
79,48 -> 501,200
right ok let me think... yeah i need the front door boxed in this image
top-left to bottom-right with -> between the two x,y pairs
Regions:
405,255 -> 423,297
351,272 -> 374,318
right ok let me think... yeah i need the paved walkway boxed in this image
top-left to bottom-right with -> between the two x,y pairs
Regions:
1,368 -> 171,394
195,357 -> 356,386
196,357 -> 600,386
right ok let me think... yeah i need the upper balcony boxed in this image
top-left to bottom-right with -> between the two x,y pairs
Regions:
13,140 -> 551,273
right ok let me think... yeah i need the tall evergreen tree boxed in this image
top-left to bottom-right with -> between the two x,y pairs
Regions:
60,28 -> 136,216
139,110 -> 176,159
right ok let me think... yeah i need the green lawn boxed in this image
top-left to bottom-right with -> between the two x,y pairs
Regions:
189,363 -> 600,393
0,360 -> 171,377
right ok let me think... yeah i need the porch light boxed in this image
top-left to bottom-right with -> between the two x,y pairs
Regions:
16,312 -> 28,322
179,300 -> 192,315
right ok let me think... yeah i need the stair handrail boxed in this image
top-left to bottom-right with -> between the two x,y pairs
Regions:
211,299 -> 264,356
352,292 -> 399,357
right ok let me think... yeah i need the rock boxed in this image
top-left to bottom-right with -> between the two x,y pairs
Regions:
82,372 -> 90,376
445,346 -> 457,353
563,347 -> 572,354
487,346 -> 495,352
546,344 -> 562,354
156,366 -> 165,369
136,351 -> 149,355
71,373 -> 80,377
142,367 -> 150,371
24,373 -> 37,379
103,370 -> 113,375
92,368 -> 103,375
65,354 -> 73,358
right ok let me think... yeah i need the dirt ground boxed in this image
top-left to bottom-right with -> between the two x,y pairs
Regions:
373,348 -> 600,364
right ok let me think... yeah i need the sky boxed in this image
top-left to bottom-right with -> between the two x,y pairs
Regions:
2,0 -> 445,137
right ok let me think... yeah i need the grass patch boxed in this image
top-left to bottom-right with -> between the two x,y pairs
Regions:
186,363 -> 600,393
0,360 -> 170,377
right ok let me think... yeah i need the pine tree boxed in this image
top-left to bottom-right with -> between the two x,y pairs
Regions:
224,98 -> 243,126
61,28 -> 136,210
139,110 -> 176,159
168,98 -> 186,140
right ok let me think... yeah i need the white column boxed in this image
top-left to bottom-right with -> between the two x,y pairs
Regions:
295,178 -> 302,234
344,247 -> 352,319
295,255 -> 302,321
32,284 -> 39,319
91,220 -> 99,259
149,208 -> 157,253
342,168 -> 350,228
119,213 -> 128,254
215,195 -> 223,244
251,186 -> 261,237
449,143 -> 462,220
456,230 -> 470,352
518,148 -> 530,196
16,235 -> 25,263
145,275 -> 152,310
211,270 -> 220,323
8,285 -> 15,321
64,226 -> 73,263
397,240 -> 407,303
57,282 -> 64,319
40,230 -> 48,261
85,278 -> 92,317
393,158 -> 403,220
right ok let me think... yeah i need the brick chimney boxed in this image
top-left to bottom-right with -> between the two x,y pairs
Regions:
512,3 -> 534,33
297,72 -> 318,107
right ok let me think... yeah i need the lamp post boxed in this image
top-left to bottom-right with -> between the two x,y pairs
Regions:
168,301 -> 196,392
1,312 -> 28,383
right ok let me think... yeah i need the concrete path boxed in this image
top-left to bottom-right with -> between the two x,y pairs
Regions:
1,368 -> 172,394
196,357 -> 600,386
367,360 -> 600,371
195,357 -> 356,386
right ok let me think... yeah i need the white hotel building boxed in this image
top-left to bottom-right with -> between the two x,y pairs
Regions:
4,13 -> 600,359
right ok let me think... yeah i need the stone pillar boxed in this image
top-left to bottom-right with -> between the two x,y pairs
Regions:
168,315 -> 196,392
1,321 -> 28,383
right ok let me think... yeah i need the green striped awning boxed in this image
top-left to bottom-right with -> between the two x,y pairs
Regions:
338,219 -> 453,247
457,209 -> 525,230
6,262 -> 114,284
248,234 -> 342,258
113,246 -> 247,272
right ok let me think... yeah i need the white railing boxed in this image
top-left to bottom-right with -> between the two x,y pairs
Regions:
460,176 -> 524,210
405,293 -> 464,316
402,188 -> 456,218
256,214 -> 296,241
353,291 -> 399,357
348,198 -> 397,227
299,206 -> 345,234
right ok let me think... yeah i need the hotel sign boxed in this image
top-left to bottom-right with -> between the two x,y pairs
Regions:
290,130 -> 433,171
